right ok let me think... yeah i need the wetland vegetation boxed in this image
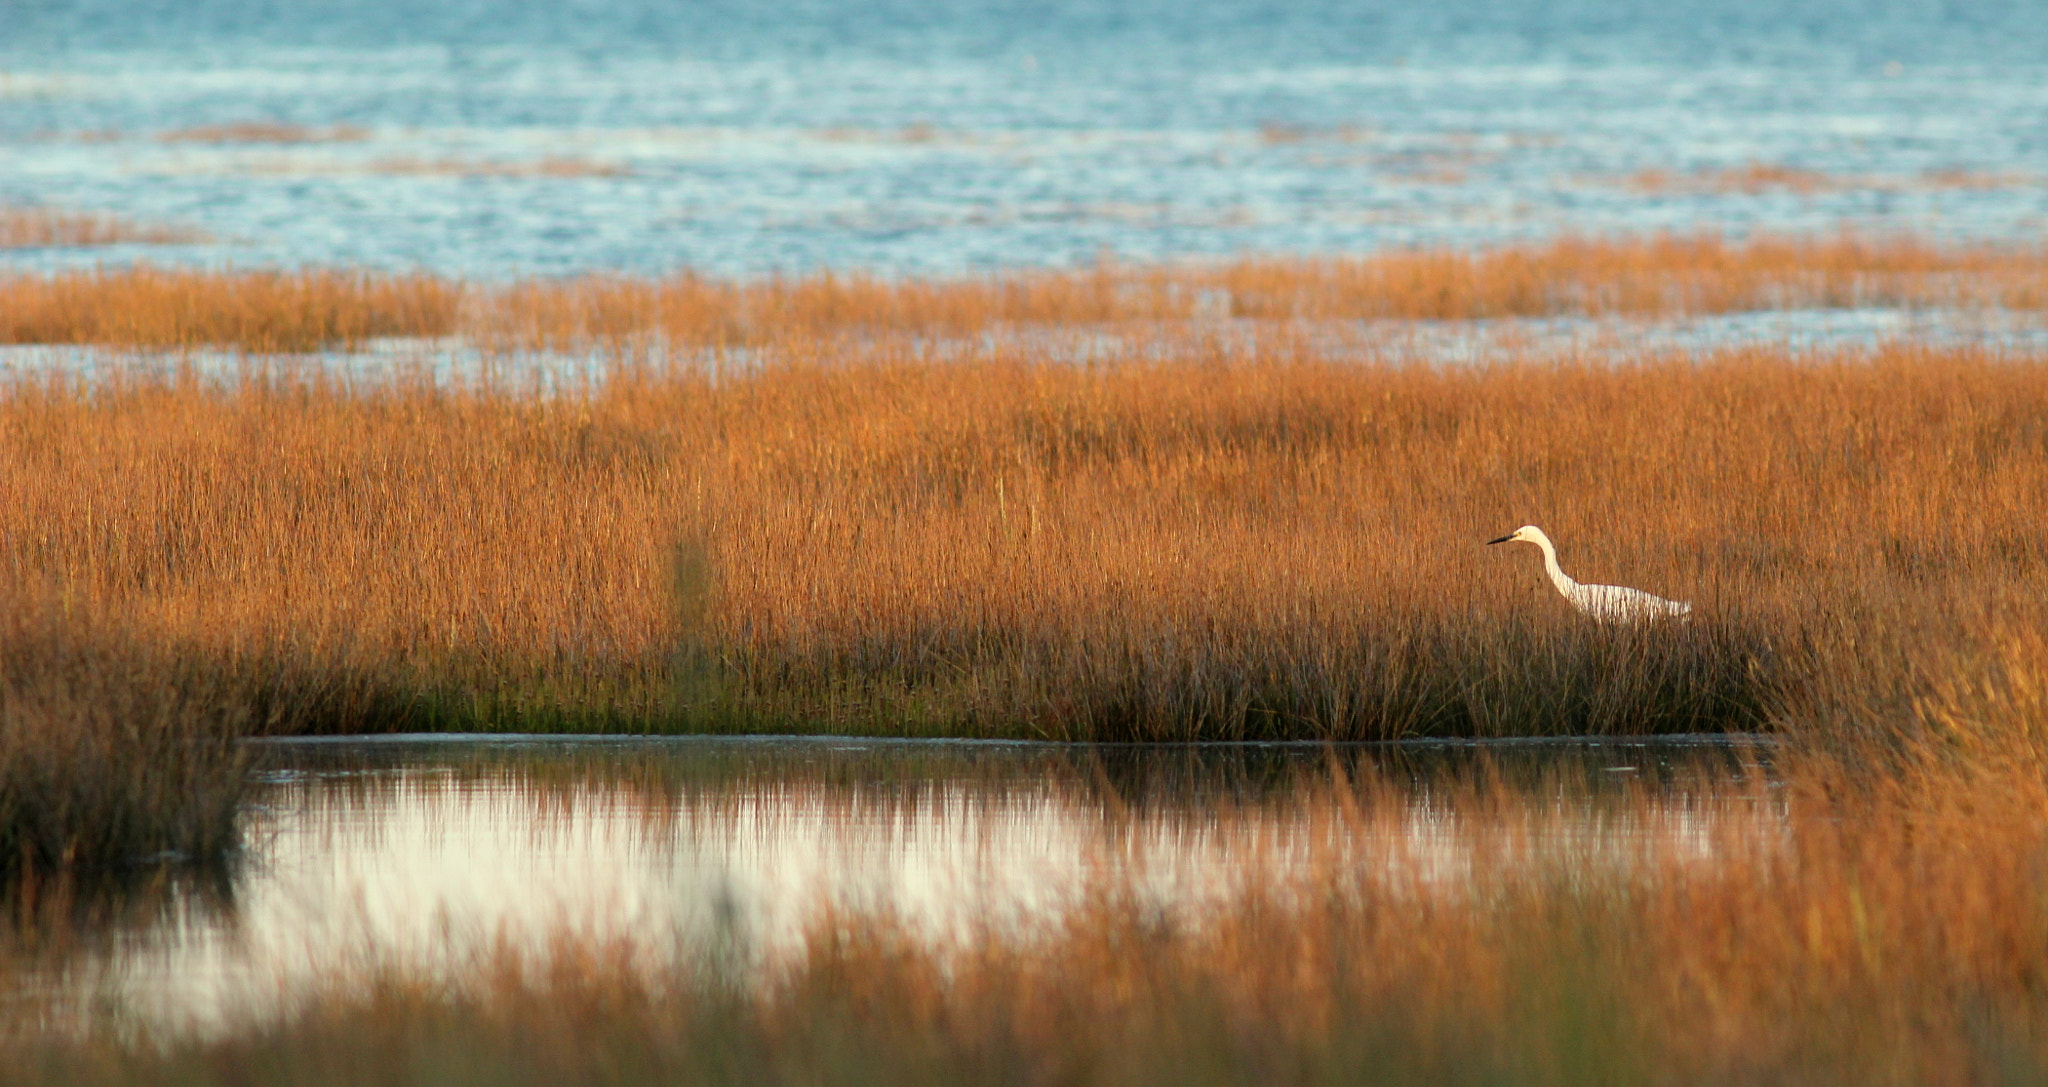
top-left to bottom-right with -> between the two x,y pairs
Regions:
4,233 -> 2047,350
3,275 -> 2043,740
1,236 -> 2046,1082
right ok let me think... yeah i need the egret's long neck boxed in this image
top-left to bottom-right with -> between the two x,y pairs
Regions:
1534,537 -> 1577,595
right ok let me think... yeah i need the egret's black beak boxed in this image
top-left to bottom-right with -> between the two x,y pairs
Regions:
1485,534 -> 1514,545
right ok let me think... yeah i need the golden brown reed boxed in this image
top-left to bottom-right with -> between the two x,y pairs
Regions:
2,337 -> 2042,739
0,266 -> 461,352
0,207 -> 207,249
3,233 -> 2047,352
0,598 -> 249,880
1200,231 -> 2048,319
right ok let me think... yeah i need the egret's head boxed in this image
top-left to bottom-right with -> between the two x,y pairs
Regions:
1486,525 -> 1544,546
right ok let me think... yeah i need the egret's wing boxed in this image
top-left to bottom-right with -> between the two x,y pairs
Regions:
1582,583 -> 1689,623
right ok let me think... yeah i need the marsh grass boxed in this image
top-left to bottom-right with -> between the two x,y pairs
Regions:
0,207 -> 207,249
0,245 -> 2042,1079
0,266 -> 461,352
3,233 -> 2047,351
0,336 -> 2038,739
0,601 -> 250,880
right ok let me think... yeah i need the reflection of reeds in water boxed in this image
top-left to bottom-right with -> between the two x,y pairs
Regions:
16,701 -> 2048,1083
0,207 -> 207,248
2,342 -> 2044,738
252,737 -> 1766,852
3,233 -> 2047,350
18,742 -> 1776,1038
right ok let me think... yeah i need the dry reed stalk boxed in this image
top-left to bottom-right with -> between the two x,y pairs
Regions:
3,233 -> 2046,351
0,340 -> 2040,738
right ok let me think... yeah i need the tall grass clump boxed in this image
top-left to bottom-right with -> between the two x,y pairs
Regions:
0,600 -> 250,880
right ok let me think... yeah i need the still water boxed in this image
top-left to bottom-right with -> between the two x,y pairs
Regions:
4,0 -> 2048,277
9,304 -> 2046,388
40,735 -> 1779,1035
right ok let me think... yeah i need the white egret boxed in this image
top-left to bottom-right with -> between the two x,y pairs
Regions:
1485,525 -> 1691,624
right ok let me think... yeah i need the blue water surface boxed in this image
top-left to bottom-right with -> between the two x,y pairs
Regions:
2,0 -> 2046,277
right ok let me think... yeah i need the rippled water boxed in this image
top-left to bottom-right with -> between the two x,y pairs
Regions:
30,736 -> 1778,1035
4,0 -> 2047,277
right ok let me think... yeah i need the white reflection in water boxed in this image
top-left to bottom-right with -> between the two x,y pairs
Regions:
78,742 -> 1780,1034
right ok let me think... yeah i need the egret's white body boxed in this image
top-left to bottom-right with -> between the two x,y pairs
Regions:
1486,525 -> 1691,624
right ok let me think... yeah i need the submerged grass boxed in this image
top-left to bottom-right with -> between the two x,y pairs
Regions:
0,336 -> 2040,739
2,232 -> 2046,350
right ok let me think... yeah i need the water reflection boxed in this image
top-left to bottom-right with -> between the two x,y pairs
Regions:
9,308 -> 2047,389
34,736 -> 1778,1034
